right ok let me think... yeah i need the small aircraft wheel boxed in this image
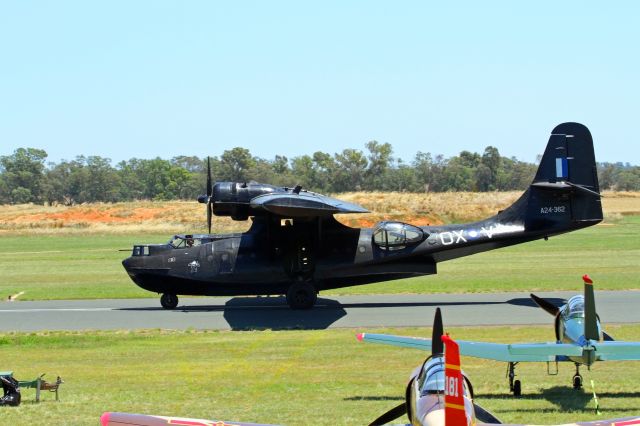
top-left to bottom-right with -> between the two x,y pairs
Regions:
573,375 -> 583,390
513,380 -> 521,397
286,281 -> 317,310
160,293 -> 179,309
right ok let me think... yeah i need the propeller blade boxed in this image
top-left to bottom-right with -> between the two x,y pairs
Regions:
431,307 -> 444,356
583,274 -> 599,341
206,157 -> 212,197
205,157 -> 213,234
369,402 -> 406,426
530,293 -> 560,316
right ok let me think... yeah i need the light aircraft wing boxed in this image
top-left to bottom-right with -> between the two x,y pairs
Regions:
456,341 -> 583,362
357,333 -> 584,361
593,341 -> 640,361
101,412 -> 278,426
357,332 -> 432,350
250,192 -> 368,217
498,418 -> 640,425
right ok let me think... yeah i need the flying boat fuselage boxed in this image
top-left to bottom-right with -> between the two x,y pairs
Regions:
122,122 -> 604,309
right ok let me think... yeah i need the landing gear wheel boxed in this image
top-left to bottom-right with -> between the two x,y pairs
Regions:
286,281 -> 317,310
513,380 -> 522,397
507,361 -> 520,396
160,293 -> 178,309
573,374 -> 583,390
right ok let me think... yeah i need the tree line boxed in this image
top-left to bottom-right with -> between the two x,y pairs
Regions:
1,144 -> 638,205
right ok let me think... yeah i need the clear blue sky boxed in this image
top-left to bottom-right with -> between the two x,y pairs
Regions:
1,1 -> 639,166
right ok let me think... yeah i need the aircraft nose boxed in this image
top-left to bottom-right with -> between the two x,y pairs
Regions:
122,256 -> 134,270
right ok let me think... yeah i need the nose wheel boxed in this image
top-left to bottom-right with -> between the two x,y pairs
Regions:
160,293 -> 179,309
573,363 -> 583,390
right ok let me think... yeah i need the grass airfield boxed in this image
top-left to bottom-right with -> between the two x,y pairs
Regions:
0,193 -> 639,424
0,215 -> 638,300
1,326 -> 640,425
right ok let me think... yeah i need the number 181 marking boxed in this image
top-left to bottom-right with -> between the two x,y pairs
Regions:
445,376 -> 459,397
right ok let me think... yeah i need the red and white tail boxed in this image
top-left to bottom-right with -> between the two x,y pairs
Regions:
442,335 -> 469,426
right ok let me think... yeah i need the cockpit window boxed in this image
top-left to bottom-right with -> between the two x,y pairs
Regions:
373,222 -> 425,250
417,358 -> 445,395
169,235 -> 203,249
169,236 -> 186,248
417,357 -> 469,398
562,296 -> 585,320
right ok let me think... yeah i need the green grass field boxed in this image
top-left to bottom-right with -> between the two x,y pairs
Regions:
0,216 -> 638,301
0,214 -> 638,424
0,326 -> 639,425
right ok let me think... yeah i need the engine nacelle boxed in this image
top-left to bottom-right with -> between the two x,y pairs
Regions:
212,182 -> 286,219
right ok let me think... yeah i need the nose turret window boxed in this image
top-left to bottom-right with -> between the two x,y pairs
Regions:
132,245 -> 150,256
373,222 -> 425,250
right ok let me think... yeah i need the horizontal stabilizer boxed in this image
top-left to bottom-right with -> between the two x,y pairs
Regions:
593,342 -> 640,361
531,181 -> 601,197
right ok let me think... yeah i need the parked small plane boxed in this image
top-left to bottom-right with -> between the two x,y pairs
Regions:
123,122 -> 603,309
366,311 -> 640,425
100,310 -> 640,425
359,275 -> 640,397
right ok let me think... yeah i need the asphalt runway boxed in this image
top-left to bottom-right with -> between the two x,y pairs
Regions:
1,291 -> 639,331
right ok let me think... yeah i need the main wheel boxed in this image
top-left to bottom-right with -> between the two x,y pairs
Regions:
513,380 -> 522,397
286,281 -> 317,310
573,375 -> 583,390
160,293 -> 179,309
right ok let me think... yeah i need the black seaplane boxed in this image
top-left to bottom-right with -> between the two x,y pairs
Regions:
122,123 -> 603,309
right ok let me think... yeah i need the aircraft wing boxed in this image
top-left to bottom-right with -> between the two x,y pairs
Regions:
593,341 -> 640,361
101,412 -> 278,426
456,341 -> 583,362
250,192 -> 368,217
497,418 -> 640,426
357,333 -> 583,361
357,333 -> 433,350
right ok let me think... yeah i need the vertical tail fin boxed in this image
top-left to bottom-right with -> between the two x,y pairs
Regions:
442,335 -> 469,426
583,274 -> 599,341
533,123 -> 600,192
497,123 -> 603,234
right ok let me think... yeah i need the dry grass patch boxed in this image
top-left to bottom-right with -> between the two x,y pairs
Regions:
0,191 -> 638,235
